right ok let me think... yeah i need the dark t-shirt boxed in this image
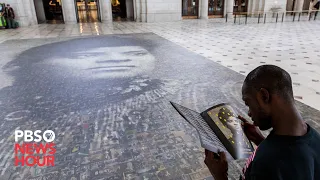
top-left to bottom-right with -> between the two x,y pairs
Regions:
240,124 -> 320,180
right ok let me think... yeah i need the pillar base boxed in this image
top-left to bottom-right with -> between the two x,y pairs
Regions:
102,20 -> 113,23
200,16 -> 209,19
64,21 -> 77,24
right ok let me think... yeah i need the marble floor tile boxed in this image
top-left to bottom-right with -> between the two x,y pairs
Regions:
0,20 -> 320,110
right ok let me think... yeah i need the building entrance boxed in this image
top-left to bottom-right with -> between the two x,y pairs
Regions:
75,0 -> 101,23
233,0 -> 248,14
208,0 -> 224,17
38,0 -> 64,23
111,0 -> 134,21
182,0 -> 199,18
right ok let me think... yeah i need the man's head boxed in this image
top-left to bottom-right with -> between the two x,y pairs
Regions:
242,65 -> 294,130
6,4 -> 10,7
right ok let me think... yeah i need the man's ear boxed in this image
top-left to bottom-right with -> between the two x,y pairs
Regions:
258,88 -> 270,104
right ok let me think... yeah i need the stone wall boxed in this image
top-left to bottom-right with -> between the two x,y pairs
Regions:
286,0 -> 294,11
303,0 -> 312,10
248,0 -> 263,14
143,0 -> 181,22
126,0 -> 134,19
2,0 -> 37,26
1,0 -> 300,26
61,0 -> 77,24
264,0 -> 287,12
34,0 -> 46,23
100,0 -> 113,22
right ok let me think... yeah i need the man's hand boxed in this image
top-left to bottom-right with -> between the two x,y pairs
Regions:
238,115 -> 265,146
204,149 -> 228,180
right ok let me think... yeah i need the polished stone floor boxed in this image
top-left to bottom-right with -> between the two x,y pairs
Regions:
1,20 -> 320,111
0,20 -> 320,180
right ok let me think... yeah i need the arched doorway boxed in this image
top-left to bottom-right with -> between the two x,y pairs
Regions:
182,0 -> 199,18
208,0 -> 224,17
34,0 -> 64,23
303,0 -> 312,10
233,0 -> 248,14
75,0 -> 101,23
111,0 -> 134,21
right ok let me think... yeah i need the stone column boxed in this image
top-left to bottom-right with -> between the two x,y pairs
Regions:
200,0 -> 209,19
226,0 -> 234,17
247,0 -> 252,13
140,0 -> 147,22
294,0 -> 304,17
259,0 -> 265,12
134,0 -> 141,22
62,0 -> 77,24
250,0 -> 257,14
100,0 -> 113,22
34,0 -> 46,23
28,0 -> 38,25
254,0 -> 260,13
294,0 -> 304,12
126,0 -> 134,19
15,0 -> 38,26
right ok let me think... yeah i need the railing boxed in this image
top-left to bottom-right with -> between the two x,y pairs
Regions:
225,10 -> 320,24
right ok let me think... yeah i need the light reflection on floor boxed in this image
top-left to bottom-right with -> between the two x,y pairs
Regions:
78,10 -> 99,23
1,20 -> 320,110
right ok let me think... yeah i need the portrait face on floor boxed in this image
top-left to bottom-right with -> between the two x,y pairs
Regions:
45,46 -> 156,79
1,36 -> 166,108
0,34 -> 260,179
5,36 -> 160,82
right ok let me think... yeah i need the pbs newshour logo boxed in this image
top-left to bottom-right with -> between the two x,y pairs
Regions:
14,130 -> 56,167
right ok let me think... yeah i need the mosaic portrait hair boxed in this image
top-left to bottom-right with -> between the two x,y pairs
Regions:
4,34 -> 160,80
0,34 -> 223,121
0,35 -> 174,119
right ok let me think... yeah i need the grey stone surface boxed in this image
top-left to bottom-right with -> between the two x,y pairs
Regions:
0,33 -> 319,180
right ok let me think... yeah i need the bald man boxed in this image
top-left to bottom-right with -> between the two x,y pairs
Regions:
204,65 -> 320,180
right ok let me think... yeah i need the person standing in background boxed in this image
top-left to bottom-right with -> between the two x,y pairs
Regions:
85,0 -> 89,12
3,4 -> 14,29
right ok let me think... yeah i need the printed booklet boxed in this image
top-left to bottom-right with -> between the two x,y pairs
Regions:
170,102 -> 254,160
